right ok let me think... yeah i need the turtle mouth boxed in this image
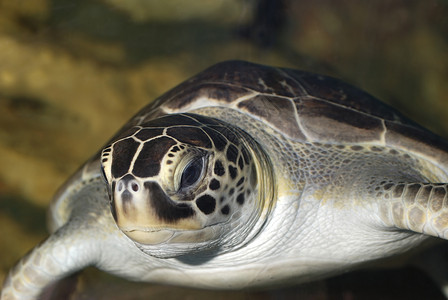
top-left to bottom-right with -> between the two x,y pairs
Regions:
121,227 -> 175,245
120,225 -> 219,245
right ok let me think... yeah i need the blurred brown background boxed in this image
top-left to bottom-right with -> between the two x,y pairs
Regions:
1,0 -> 448,299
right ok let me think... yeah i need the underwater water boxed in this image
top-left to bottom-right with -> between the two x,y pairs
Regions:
0,0 -> 448,298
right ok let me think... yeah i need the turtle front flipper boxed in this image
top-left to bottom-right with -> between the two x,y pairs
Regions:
377,183 -> 448,238
1,223 -> 94,300
1,177 -> 112,300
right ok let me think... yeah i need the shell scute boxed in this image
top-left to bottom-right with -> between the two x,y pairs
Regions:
296,98 -> 385,143
186,60 -> 304,98
163,83 -> 251,110
283,68 -> 404,123
237,95 -> 306,140
385,121 -> 448,165
146,61 -> 411,145
135,128 -> 164,141
142,114 -> 202,127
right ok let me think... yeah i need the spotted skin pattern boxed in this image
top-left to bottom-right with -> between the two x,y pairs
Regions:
101,113 -> 259,245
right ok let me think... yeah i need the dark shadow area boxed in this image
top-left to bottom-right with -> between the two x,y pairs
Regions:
326,267 -> 445,300
45,265 -> 446,299
0,194 -> 47,236
47,0 -> 235,65
236,0 -> 288,48
175,248 -> 221,266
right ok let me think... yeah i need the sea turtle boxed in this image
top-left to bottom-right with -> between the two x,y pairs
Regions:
3,60 -> 448,299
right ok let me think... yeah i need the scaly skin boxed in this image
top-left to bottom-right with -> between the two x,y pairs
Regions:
5,106 -> 448,298
4,138 -> 448,299
378,183 -> 448,238
1,178 -> 115,300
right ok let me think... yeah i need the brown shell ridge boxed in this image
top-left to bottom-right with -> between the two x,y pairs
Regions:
276,67 -> 310,97
106,60 -> 448,177
383,120 -> 448,177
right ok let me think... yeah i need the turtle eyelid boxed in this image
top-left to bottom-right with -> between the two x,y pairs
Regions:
178,156 -> 206,192
100,165 -> 109,185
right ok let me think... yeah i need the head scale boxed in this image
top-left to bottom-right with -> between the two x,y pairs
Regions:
100,113 -> 274,257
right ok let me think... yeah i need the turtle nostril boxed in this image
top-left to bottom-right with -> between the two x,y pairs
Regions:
121,190 -> 132,202
131,183 -> 139,192
117,181 -> 124,192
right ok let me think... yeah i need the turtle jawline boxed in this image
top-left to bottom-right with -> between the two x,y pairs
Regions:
122,228 -> 174,245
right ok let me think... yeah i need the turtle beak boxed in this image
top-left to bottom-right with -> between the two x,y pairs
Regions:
112,174 -> 149,226
111,175 -> 201,245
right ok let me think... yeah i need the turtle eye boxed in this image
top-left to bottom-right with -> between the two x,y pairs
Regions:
180,157 -> 204,190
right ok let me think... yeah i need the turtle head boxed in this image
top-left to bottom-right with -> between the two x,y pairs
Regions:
100,114 -> 274,257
